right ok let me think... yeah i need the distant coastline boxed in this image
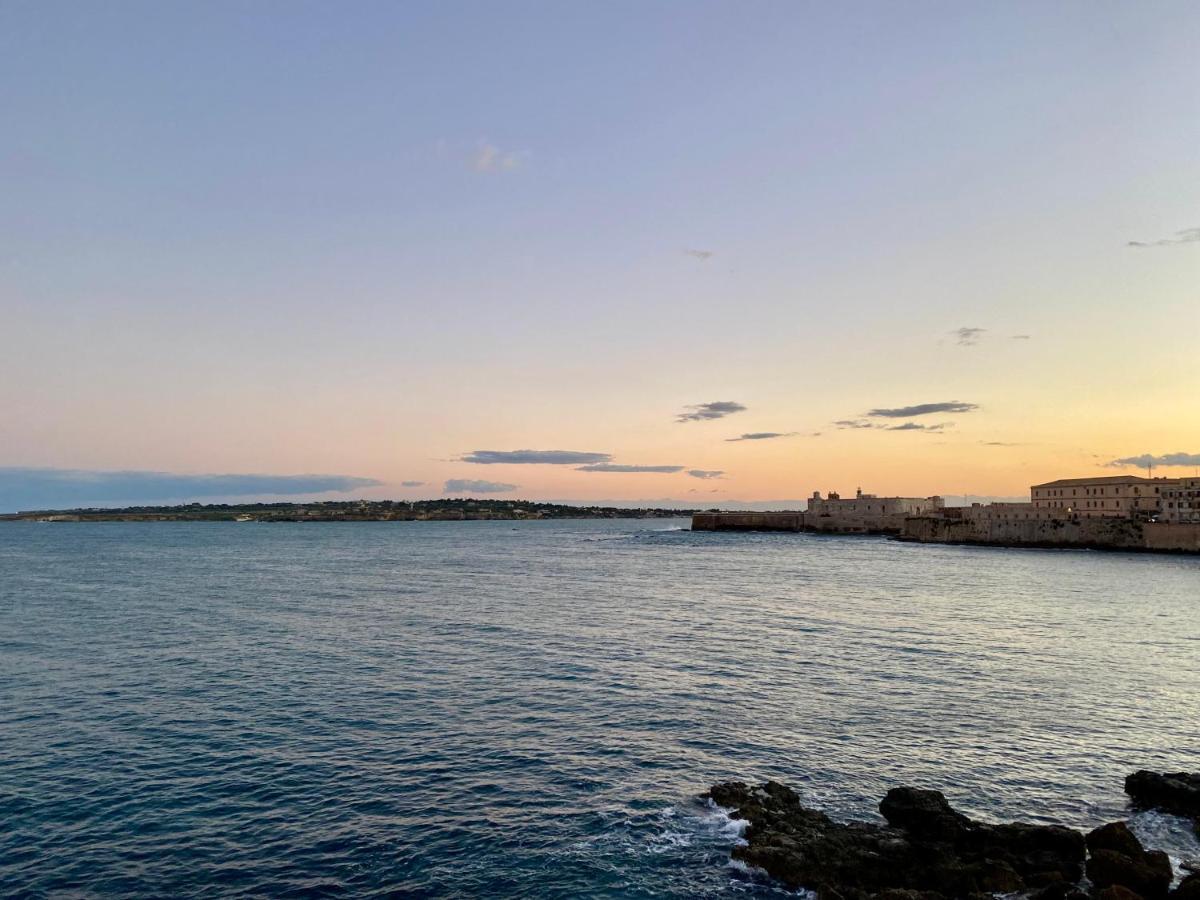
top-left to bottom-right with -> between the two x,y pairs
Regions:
0,499 -> 697,523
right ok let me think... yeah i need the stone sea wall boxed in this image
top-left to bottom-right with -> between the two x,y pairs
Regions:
691,511 -> 1200,553
898,516 -> 1200,553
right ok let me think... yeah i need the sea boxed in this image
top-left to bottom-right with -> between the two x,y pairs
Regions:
2,519 -> 1198,897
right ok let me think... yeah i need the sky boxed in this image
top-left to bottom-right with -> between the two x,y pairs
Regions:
2,1 -> 1198,510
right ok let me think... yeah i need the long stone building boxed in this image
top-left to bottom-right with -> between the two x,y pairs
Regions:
1030,475 -> 1177,519
1161,477 -> 1200,524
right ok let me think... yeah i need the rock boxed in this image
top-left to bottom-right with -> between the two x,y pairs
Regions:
1088,822 -> 1147,859
1098,887 -> 1146,900
1172,874 -> 1200,900
1086,847 -> 1173,900
1125,771 -> 1200,818
879,787 -> 972,840
707,781 -> 1086,900
1029,882 -> 1089,900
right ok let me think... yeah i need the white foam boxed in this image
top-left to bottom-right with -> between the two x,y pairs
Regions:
1128,809 -> 1200,881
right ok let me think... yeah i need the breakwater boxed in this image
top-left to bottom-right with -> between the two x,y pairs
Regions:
692,511 -> 1200,553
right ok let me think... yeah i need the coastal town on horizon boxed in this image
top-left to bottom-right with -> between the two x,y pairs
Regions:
9,470 -> 1200,554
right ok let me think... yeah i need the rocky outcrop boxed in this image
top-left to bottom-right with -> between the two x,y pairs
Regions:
1125,772 -> 1200,820
1171,874 -> 1200,900
706,781 -> 1085,899
1085,822 -> 1173,900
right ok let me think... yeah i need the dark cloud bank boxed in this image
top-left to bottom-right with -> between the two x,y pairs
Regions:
866,401 -> 979,418
576,464 -> 684,473
1109,452 -> 1200,468
443,479 -> 517,494
462,450 -> 610,465
726,432 -> 796,442
1128,227 -> 1200,248
676,401 -> 747,423
952,327 -> 985,346
0,468 -> 381,512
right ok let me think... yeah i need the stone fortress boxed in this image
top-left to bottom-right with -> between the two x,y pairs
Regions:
692,475 -> 1200,553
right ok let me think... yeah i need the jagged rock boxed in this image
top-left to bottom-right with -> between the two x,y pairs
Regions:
1125,771 -> 1200,819
707,781 -> 1085,899
1098,887 -> 1147,900
1030,881 -> 1089,900
879,787 -> 973,840
1172,874 -> 1200,900
1088,822 -> 1148,859
1087,848 -> 1173,900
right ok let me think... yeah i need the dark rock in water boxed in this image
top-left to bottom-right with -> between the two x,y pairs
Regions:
1172,874 -> 1200,900
1088,848 -> 1172,899
1088,822 -> 1149,859
706,781 -> 1085,900
1030,882 -> 1090,900
1084,825 -> 1173,900
1125,771 -> 1200,819
1098,886 -> 1148,900
879,786 -> 973,840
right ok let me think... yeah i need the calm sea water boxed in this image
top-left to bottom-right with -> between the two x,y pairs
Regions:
2,519 -> 1198,897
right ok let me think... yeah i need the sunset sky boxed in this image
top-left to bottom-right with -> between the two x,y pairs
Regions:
2,2 -> 1198,510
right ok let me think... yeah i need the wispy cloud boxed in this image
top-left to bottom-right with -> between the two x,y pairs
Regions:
1127,227 -> 1200,248
676,401 -> 747,423
726,432 -> 796,442
1011,334 -> 1032,340
884,422 -> 948,432
473,140 -> 523,173
0,468 -> 381,512
866,401 -> 979,418
687,469 -> 724,479
835,420 -> 876,429
576,464 -> 684,473
400,480 -> 425,487
684,249 -> 714,261
952,327 -> 986,346
1107,452 -> 1200,468
462,450 -> 611,465
980,441 -> 1020,447
444,478 -> 517,493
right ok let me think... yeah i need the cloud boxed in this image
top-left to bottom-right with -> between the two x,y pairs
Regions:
835,420 -> 876,429
866,401 -> 979,418
1127,227 -> 1200,248
0,468 -> 381,512
676,401 -> 747,422
1011,334 -> 1032,340
980,441 -> 1020,447
884,422 -> 948,432
443,479 -> 517,493
725,432 -> 796,442
952,327 -> 986,346
576,464 -> 685,473
473,140 -> 522,173
687,469 -> 725,479
462,450 -> 611,465
400,480 -> 425,487
684,249 -> 714,261
1107,452 -> 1200,468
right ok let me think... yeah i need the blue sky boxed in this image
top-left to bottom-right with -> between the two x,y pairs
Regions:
2,1 -> 1198,509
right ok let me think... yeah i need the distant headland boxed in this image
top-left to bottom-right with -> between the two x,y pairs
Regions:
0,499 -> 697,523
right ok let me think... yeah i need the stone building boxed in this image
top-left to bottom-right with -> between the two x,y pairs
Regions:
808,488 -> 944,517
1161,478 -> 1200,524
959,502 -> 1062,522
1030,475 -> 1178,519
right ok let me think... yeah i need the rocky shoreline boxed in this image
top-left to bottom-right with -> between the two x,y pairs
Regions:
706,770 -> 1199,900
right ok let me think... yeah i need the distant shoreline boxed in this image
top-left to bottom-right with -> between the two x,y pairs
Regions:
0,499 -> 698,523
